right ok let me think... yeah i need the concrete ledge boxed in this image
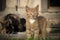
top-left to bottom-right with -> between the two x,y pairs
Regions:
0,32 -> 26,39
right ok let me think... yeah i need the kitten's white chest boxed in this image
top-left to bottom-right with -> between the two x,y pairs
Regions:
29,19 -> 36,24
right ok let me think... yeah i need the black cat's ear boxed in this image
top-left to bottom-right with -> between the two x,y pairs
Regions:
26,6 -> 29,12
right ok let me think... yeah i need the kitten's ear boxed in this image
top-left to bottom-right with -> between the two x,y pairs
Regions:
26,6 -> 29,11
36,5 -> 39,10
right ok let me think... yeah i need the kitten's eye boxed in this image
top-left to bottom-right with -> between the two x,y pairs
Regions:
30,13 -> 32,15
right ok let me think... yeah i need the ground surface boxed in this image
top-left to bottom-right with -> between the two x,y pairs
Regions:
0,32 -> 26,40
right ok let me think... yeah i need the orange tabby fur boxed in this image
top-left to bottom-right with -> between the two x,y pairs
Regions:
26,5 -> 47,39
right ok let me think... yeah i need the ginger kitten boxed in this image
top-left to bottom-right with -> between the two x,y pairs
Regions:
26,5 -> 47,40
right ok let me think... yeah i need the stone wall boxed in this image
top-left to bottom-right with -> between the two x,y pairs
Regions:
0,0 -> 60,20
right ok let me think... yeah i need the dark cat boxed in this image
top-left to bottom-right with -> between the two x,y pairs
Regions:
4,14 -> 20,34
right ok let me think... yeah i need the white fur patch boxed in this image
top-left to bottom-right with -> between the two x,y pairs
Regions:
17,32 -> 21,34
29,19 -> 36,24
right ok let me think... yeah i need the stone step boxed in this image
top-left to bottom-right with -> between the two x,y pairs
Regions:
47,20 -> 60,28
49,36 -> 60,40
47,24 -> 60,28
0,32 -> 26,40
48,33 -> 60,40
49,33 -> 60,36
46,27 -> 60,33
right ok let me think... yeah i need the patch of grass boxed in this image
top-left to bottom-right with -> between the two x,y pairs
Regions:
44,33 -> 52,40
26,34 -> 34,40
44,36 -> 51,40
9,37 -> 19,40
26,37 -> 34,40
34,37 -> 38,40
